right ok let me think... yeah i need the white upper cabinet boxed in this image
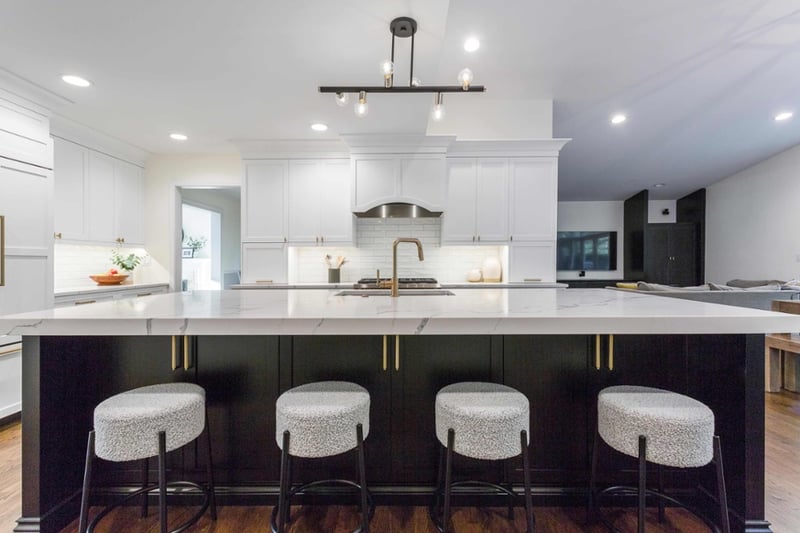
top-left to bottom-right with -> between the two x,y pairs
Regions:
242,160 -> 288,242
442,158 -> 509,245
288,159 -> 353,245
54,138 -> 145,245
508,158 -> 558,242
0,89 -> 52,169
351,155 -> 445,212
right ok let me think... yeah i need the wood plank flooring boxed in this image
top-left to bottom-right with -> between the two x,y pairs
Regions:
0,392 -> 797,532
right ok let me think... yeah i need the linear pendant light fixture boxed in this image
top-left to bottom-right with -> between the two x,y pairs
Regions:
319,16 -> 486,118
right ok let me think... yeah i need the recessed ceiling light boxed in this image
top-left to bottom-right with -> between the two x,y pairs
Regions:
310,123 -> 328,132
774,111 -> 793,122
653,183 -> 666,188
611,114 -> 627,125
464,37 -> 480,52
169,133 -> 188,141
61,74 -> 91,87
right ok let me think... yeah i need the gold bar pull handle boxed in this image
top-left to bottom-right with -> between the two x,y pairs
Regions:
382,335 -> 388,371
595,334 -> 601,370
171,336 -> 179,370
395,335 -> 400,371
608,334 -> 614,371
183,335 -> 191,370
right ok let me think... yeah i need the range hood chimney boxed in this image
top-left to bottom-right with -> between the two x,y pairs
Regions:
355,203 -> 442,218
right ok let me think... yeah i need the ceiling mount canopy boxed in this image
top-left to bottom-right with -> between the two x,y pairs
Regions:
319,16 -> 486,120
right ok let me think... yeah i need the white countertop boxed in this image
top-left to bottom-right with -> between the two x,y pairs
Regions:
232,281 -> 566,289
54,282 -> 170,297
2,288 -> 799,336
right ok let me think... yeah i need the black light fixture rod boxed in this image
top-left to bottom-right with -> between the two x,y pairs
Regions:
319,85 -> 486,93
409,31 -> 415,87
390,30 -> 396,87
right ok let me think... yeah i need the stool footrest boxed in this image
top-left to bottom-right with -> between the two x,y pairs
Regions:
270,479 -> 375,533
430,480 -> 517,532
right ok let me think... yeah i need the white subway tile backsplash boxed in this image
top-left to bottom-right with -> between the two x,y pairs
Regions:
54,243 -> 170,290
289,218 -> 507,283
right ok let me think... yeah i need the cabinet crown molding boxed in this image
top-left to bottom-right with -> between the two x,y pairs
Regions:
447,138 -> 571,158
341,134 -> 456,155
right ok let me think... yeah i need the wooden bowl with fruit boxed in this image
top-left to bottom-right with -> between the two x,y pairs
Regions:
89,269 -> 129,285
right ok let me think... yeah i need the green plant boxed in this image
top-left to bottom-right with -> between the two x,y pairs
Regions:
110,249 -> 143,271
184,235 -> 207,251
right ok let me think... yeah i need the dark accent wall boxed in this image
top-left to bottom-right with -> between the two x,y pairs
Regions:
623,190 -> 648,280
676,188 -> 706,284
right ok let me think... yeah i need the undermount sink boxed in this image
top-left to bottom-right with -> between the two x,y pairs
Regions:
335,289 -> 455,297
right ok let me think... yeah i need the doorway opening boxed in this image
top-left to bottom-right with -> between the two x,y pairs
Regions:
177,187 -> 241,291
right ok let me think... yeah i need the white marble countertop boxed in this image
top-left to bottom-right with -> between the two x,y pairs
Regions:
54,282 -> 170,297
3,288 -> 800,337
232,281 -> 566,289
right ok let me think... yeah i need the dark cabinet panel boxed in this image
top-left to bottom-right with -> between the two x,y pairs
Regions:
193,336 -> 281,484
503,335 -> 591,485
645,223 -> 698,286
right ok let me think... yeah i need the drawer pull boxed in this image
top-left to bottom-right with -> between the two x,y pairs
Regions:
395,335 -> 400,371
171,336 -> 179,370
183,335 -> 191,370
382,335 -> 387,371
595,335 -> 601,370
0,344 -> 21,357
136,292 -> 152,297
74,299 -> 96,305
608,334 -> 614,371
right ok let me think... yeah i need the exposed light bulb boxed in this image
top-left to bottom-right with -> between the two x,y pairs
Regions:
381,60 -> 394,88
611,114 -> 627,125
334,92 -> 349,107
464,37 -> 480,52
431,93 -> 445,122
411,77 -> 422,87
457,68 -> 474,90
354,91 -> 368,117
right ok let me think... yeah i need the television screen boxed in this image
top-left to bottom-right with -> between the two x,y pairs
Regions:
557,231 -> 617,271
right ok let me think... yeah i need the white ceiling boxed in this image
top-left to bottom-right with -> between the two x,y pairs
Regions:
2,0 -> 799,200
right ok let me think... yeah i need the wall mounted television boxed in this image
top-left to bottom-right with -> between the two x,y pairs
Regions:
556,231 -> 617,271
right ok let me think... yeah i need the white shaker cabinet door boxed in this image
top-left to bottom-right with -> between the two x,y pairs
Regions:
441,159 -> 477,244
509,158 -> 558,242
508,242 -> 556,282
474,159 -> 509,244
241,242 -> 287,283
86,151 -> 117,244
53,138 -> 88,241
317,159 -> 353,245
114,160 -> 144,245
242,161 -> 288,242
287,160 -> 319,244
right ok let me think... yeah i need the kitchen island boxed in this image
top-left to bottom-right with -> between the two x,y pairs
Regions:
2,288 -> 798,533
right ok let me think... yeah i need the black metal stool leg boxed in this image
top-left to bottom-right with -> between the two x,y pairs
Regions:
443,428 -> 455,533
521,430 -> 535,533
158,431 -> 168,533
714,436 -> 731,533
78,431 -> 95,533
141,458 -> 149,518
356,423 -> 370,533
204,418 -> 217,520
588,425 -> 599,524
284,455 -> 293,526
277,430 -> 291,533
638,435 -> 647,533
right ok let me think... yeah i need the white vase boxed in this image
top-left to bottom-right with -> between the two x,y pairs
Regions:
481,257 -> 502,282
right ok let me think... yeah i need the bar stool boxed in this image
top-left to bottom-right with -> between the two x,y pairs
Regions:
78,382 -> 217,533
431,382 -> 534,533
273,381 -> 373,533
590,385 -> 730,533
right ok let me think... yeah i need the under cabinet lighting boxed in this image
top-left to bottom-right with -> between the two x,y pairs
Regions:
170,133 -> 188,141
61,75 -> 91,87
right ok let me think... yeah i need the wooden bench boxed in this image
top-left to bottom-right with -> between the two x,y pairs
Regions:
766,300 -> 800,392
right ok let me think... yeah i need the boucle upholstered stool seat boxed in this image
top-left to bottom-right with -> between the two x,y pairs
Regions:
590,385 -> 730,533
273,381 -> 373,533
79,383 -> 216,533
432,382 -> 534,533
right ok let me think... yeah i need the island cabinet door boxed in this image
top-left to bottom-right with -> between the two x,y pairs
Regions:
290,335 -> 393,484
502,335 -> 592,486
589,334 -> 691,487
191,336 -> 282,484
392,335 -> 497,484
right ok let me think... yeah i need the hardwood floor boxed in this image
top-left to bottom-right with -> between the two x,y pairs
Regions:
0,392 -> 798,532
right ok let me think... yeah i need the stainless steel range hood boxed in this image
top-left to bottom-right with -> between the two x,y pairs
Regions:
354,203 -> 442,218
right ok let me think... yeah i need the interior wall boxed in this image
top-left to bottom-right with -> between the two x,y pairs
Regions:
556,201 -> 624,280
426,98 -> 553,138
647,200 -> 677,223
144,154 -> 241,287
180,188 -> 241,275
706,143 -> 800,282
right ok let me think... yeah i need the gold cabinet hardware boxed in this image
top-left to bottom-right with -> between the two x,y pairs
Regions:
54,232 -> 62,239
183,335 -> 191,370
136,292 -> 152,297
608,334 -> 614,371
171,336 -> 179,370
395,335 -> 400,371
382,335 -> 388,371
0,344 -> 20,358
74,299 -> 96,305
595,335 -> 601,370
320,236 -> 324,244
